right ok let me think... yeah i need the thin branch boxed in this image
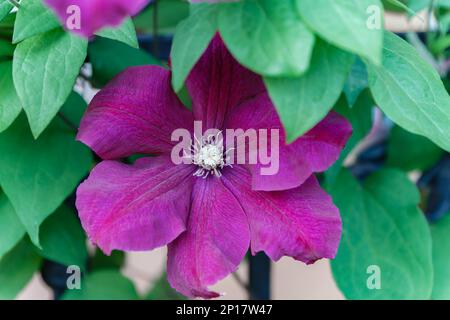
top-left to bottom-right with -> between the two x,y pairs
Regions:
8,0 -> 20,8
232,272 -> 250,292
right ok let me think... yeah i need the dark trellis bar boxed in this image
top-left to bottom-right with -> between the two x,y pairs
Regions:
249,253 -> 271,300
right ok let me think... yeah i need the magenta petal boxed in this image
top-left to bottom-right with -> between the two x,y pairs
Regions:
222,166 -> 342,264
76,156 -> 194,255
167,177 -> 250,298
44,0 -> 149,37
186,34 -> 265,129
225,94 -> 352,191
77,66 -> 193,160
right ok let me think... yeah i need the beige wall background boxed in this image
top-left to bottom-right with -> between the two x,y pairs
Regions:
17,11 -> 430,300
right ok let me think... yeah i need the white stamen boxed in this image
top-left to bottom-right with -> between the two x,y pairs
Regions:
185,132 -> 233,178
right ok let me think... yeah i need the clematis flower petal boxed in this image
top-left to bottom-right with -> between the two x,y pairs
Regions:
77,66 -> 193,160
167,177 -> 250,298
224,93 -> 352,191
44,0 -> 149,37
222,166 -> 342,264
76,156 -> 195,255
186,34 -> 266,129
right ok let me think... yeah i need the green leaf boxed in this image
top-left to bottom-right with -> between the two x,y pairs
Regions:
90,250 -> 125,271
330,169 -> 433,299
0,38 -> 14,57
0,61 -> 21,133
219,0 -> 315,77
59,91 -> 88,128
297,0 -> 383,65
133,0 -> 189,35
366,32 -> 450,152
430,214 -> 450,300
12,0 -> 60,44
171,4 -> 219,92
408,0 -> 430,12
146,273 -> 185,300
37,205 -> 88,270
386,125 -> 444,171
0,0 -> 12,22
383,0 -> 420,16
0,114 -> 92,246
264,41 -> 354,143
382,0 -> 408,12
344,57 -> 369,107
62,270 -> 139,300
0,239 -> 42,299
325,91 -> 374,187
89,37 -> 160,87
0,193 -> 25,260
13,28 -> 87,138
96,18 -> 139,49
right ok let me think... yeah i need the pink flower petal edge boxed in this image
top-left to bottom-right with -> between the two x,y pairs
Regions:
44,0 -> 149,37
77,66 -> 193,160
76,156 -> 194,255
167,177 -> 250,298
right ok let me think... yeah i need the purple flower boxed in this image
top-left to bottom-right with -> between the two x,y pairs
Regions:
76,35 -> 352,298
44,0 -> 149,37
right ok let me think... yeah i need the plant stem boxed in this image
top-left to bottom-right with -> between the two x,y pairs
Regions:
8,0 -> 20,8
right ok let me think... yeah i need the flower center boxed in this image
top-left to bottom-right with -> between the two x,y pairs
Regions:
185,133 -> 233,179
195,144 -> 225,169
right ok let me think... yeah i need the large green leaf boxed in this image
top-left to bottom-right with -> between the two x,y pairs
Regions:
0,115 -> 92,246
386,125 -> 444,171
330,169 -> 433,299
264,41 -> 353,142
325,91 -> 374,187
12,0 -> 60,44
133,0 -> 189,35
90,250 -> 125,271
171,4 -> 219,92
0,61 -> 21,133
0,38 -> 14,57
367,32 -> 450,152
37,205 -> 88,270
62,270 -> 139,300
344,57 -> 369,107
59,91 -> 88,128
96,18 -> 139,48
13,28 -> 87,138
89,37 -> 160,87
146,273 -> 185,300
297,0 -> 383,65
219,0 -> 315,77
0,193 -> 25,260
430,214 -> 450,299
0,1 -> 12,22
0,239 -> 42,299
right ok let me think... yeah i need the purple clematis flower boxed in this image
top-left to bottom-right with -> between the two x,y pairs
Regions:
44,0 -> 149,37
76,35 -> 352,298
